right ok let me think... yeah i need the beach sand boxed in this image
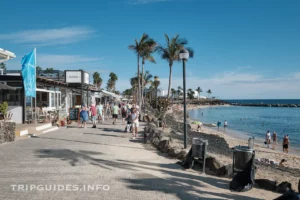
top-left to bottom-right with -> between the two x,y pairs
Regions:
166,104 -> 300,191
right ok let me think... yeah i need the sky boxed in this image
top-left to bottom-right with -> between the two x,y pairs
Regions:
1,0 -> 300,99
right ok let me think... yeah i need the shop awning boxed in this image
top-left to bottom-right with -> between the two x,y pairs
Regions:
101,90 -> 122,100
0,83 -> 16,90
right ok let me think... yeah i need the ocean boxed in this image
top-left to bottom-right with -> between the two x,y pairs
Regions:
224,99 -> 300,105
188,104 -> 300,148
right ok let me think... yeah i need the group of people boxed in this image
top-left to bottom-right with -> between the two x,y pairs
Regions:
265,130 -> 290,153
78,101 -> 140,139
217,120 -> 228,131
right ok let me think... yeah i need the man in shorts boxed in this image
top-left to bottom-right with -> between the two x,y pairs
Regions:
283,135 -> 289,154
112,103 -> 119,125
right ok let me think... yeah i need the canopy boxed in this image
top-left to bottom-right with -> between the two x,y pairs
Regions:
101,90 -> 122,100
0,83 -> 16,90
0,48 -> 16,62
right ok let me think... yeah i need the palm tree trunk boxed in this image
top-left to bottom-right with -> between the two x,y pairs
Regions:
141,62 -> 144,107
137,55 -> 141,108
167,64 -> 172,99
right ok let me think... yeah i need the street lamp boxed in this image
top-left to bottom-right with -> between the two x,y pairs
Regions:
179,49 -> 189,149
154,76 -> 160,108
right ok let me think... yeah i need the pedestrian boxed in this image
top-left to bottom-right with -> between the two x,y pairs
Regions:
224,120 -> 228,130
121,104 -> 127,125
131,108 -> 139,139
283,135 -> 289,154
97,102 -> 104,123
90,103 -> 97,128
272,131 -> 277,144
217,121 -> 221,131
79,104 -> 88,128
124,107 -> 132,133
265,130 -> 271,148
106,103 -> 111,119
112,103 -> 119,125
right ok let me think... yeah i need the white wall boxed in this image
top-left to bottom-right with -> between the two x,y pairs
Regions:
7,106 -> 23,124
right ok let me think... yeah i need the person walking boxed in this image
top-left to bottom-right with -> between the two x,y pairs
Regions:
131,108 -> 139,139
217,121 -> 221,131
272,131 -> 277,144
224,120 -> 228,130
124,107 -> 132,133
105,103 -> 111,120
90,103 -> 97,128
112,103 -> 119,125
283,135 -> 289,154
121,104 -> 127,125
79,104 -> 88,128
97,102 -> 104,123
265,130 -> 271,148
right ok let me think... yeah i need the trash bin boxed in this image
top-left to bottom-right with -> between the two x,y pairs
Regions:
192,138 -> 208,158
232,146 -> 254,175
191,138 -> 208,173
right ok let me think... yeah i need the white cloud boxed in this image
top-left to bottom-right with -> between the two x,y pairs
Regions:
0,26 -> 95,46
129,0 -> 171,4
157,71 -> 300,99
37,54 -> 102,67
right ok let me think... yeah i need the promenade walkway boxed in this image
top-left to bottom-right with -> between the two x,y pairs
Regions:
0,119 -> 277,200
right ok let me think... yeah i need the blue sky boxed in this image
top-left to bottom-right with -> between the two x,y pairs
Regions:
1,0 -> 300,99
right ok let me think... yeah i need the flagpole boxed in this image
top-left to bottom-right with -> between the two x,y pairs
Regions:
34,48 -> 37,124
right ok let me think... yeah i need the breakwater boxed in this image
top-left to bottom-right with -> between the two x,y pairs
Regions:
227,103 -> 300,108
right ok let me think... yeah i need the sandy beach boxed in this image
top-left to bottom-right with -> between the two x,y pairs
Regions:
166,104 -> 300,191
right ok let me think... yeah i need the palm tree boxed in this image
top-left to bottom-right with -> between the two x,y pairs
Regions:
196,87 -> 203,99
106,72 -> 118,92
130,76 -> 139,102
128,33 -> 156,108
93,72 -> 103,89
0,63 -> 6,71
177,86 -> 183,99
171,88 -> 176,99
44,68 -> 54,73
142,71 -> 153,104
188,88 -> 195,100
156,34 -> 194,99
140,39 -> 156,106
207,89 -> 212,98
36,66 -> 42,70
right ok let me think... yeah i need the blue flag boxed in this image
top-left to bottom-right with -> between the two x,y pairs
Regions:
21,49 -> 36,98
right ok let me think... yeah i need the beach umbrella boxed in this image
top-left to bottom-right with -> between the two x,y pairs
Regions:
0,83 -> 16,90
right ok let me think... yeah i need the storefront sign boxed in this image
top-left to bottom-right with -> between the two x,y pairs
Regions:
84,72 -> 89,84
66,71 -> 81,83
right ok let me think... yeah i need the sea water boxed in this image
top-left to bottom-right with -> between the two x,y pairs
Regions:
189,106 -> 300,149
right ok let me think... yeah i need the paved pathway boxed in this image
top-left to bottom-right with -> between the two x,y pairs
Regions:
0,119 -> 278,200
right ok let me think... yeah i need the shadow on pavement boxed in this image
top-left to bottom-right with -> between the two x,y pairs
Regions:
35,148 -> 263,200
100,128 -> 125,133
83,133 -> 127,138
33,136 -> 145,150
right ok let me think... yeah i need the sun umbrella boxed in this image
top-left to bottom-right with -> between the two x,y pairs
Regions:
0,83 -> 16,90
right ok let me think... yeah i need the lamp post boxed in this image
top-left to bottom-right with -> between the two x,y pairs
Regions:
154,76 -> 160,108
179,49 -> 189,149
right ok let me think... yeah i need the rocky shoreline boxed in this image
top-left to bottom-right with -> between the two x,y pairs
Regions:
143,106 -> 300,195
228,102 -> 300,108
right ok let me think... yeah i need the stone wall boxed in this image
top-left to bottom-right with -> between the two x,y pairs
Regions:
0,121 -> 16,144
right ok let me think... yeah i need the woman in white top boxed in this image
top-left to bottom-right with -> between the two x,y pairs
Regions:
131,108 -> 139,139
266,130 -> 271,148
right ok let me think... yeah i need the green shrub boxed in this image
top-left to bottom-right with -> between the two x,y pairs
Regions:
0,101 -> 8,115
